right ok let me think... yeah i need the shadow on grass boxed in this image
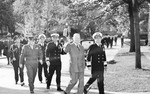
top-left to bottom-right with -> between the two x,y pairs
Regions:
107,60 -> 117,64
117,52 -> 144,56
142,68 -> 150,71
0,64 -> 13,69
0,86 -> 29,94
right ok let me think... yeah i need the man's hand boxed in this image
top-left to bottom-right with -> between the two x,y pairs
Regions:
19,64 -> 23,68
104,61 -> 107,71
46,60 -> 50,66
39,60 -> 43,65
46,58 -> 50,66
13,57 -> 16,61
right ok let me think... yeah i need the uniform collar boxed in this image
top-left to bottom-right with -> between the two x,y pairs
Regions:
95,43 -> 102,47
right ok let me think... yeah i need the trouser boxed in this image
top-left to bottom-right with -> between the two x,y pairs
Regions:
106,42 -> 109,48
0,49 -> 2,56
110,42 -> 113,48
46,65 -> 61,88
65,72 -> 84,94
26,64 -> 38,91
84,71 -> 104,94
38,62 -> 48,82
6,56 -> 10,65
12,61 -> 24,83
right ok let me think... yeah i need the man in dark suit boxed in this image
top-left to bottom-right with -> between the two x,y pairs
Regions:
10,36 -> 24,86
46,33 -> 64,91
37,34 -> 48,83
84,32 -> 107,94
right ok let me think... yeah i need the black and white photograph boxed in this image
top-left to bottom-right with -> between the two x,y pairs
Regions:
0,0 -> 150,94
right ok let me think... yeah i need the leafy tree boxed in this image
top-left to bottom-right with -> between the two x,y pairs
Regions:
0,0 -> 15,36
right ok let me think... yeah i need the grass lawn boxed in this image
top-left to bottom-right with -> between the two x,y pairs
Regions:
104,45 -> 150,92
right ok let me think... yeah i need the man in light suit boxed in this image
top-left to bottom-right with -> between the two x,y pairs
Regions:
64,33 -> 85,94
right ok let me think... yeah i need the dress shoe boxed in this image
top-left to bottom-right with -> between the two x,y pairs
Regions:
57,87 -> 64,91
84,88 -> 88,94
30,91 -> 34,93
63,91 -> 67,94
21,82 -> 25,86
46,86 -> 50,89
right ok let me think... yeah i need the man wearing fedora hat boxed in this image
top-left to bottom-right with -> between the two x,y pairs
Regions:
19,34 -> 43,93
46,33 -> 65,91
84,32 -> 107,94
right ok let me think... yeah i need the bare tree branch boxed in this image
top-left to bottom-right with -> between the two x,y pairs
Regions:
138,0 -> 146,6
122,0 -> 129,3
146,0 -> 150,3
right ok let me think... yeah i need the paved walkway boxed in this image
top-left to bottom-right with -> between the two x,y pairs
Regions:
0,38 -> 150,94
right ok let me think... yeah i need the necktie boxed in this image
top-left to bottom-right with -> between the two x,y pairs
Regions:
77,45 -> 80,51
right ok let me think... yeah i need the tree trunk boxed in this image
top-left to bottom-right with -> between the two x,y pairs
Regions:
133,0 -> 141,69
128,2 -> 135,52
148,3 -> 150,45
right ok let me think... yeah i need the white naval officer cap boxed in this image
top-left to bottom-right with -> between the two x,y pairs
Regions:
38,34 -> 46,39
92,32 -> 103,39
51,33 -> 59,37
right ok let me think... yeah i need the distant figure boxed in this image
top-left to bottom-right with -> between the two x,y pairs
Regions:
114,35 -> 118,46
106,36 -> 110,48
109,36 -> 113,48
3,36 -> 14,65
0,39 -> 4,56
63,23 -> 71,42
145,39 -> 148,46
121,35 -> 124,47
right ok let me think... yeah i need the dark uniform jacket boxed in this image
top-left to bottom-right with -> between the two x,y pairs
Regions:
87,44 -> 106,74
10,44 -> 23,64
46,42 -> 65,65
39,42 -> 47,62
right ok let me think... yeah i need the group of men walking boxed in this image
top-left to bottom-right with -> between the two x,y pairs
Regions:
4,30 -> 107,94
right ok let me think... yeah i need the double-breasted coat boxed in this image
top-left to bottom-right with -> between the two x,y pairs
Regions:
45,41 -> 65,88
87,44 -> 106,74
85,43 -> 106,94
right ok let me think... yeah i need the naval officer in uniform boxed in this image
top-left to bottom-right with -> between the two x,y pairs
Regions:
19,34 -> 43,93
46,33 -> 64,91
84,32 -> 107,94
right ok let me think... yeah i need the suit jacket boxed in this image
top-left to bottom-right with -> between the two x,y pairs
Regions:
87,44 -> 106,74
65,42 -> 85,72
